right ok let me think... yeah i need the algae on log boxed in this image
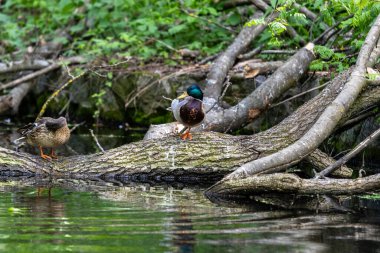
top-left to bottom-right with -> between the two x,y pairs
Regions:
0,132 -> 260,181
206,173 -> 380,196
1,68 -> 372,182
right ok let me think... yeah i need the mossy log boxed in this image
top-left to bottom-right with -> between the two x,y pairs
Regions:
206,173 -> 380,196
0,132 -> 260,181
3,67 -> 380,184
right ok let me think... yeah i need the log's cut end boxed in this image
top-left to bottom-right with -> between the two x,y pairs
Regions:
305,42 -> 315,52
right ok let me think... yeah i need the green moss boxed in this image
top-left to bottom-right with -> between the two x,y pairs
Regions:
359,194 -> 380,200
0,155 -> 22,166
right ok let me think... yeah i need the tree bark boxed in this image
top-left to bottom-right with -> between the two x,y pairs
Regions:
206,173 -> 380,196
219,13 -> 380,182
205,11 -> 278,99
0,82 -> 34,115
4,66 -> 380,182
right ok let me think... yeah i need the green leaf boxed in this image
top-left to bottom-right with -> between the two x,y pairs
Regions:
226,12 -> 241,26
314,45 -> 334,60
245,18 -> 265,27
168,24 -> 187,34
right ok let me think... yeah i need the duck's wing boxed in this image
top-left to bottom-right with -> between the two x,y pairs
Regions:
17,122 -> 40,136
17,118 -> 49,136
45,117 -> 66,131
171,98 -> 188,124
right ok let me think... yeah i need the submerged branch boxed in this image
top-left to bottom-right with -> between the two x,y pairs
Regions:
206,173 -> 380,196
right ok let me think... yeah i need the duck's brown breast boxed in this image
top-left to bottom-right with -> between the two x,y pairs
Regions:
53,126 -> 70,146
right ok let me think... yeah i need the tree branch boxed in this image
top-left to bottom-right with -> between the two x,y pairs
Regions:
213,13 -> 380,184
203,43 -> 315,132
205,10 -> 279,99
0,56 -> 85,91
206,173 -> 380,196
317,127 -> 380,178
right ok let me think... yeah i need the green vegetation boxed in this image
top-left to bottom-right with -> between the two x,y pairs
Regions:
0,0 -> 379,124
0,0 -> 237,61
0,0 -> 378,64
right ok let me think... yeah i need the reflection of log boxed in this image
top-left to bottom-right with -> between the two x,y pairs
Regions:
207,192 -> 351,212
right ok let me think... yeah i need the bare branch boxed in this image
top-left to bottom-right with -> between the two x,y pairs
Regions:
313,14 -> 354,45
206,173 -> 380,196
221,13 -> 380,181
203,43 -> 315,132
205,11 -> 279,99
0,59 -> 50,75
317,127 -> 380,178
0,82 -> 34,115
0,56 -> 85,91
89,129 -> 105,152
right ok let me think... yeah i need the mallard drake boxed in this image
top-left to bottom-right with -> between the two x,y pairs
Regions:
17,117 -> 70,160
171,84 -> 205,140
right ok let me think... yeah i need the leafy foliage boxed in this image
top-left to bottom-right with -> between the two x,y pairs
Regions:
0,0 -> 379,67
0,0 -> 241,60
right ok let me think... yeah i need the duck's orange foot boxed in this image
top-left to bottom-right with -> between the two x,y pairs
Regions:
50,149 -> 58,159
40,154 -> 52,160
180,132 -> 192,141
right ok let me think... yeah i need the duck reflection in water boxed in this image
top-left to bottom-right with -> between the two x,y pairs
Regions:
171,211 -> 196,253
15,187 -> 68,244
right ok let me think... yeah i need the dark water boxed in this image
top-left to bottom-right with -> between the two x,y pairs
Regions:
1,124 -> 380,253
1,181 -> 380,253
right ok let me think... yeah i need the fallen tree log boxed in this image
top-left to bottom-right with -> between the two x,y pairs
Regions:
0,82 -> 34,114
0,56 -> 85,91
3,66 -> 380,181
0,132 -> 259,180
205,173 -> 380,196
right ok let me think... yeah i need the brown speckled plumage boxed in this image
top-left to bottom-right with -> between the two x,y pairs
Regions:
18,117 -> 70,159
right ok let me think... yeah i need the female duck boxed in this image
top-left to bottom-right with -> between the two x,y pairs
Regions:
17,117 -> 70,160
171,85 -> 205,140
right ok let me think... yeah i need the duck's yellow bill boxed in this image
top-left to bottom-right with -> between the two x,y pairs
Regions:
177,92 -> 188,99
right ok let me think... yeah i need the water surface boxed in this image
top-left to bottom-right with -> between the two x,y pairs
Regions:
0,180 -> 379,253
1,124 -> 380,253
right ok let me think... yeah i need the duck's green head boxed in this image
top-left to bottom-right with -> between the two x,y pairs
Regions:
187,84 -> 203,100
177,84 -> 204,100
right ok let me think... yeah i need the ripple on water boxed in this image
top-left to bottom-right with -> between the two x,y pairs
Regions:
0,183 -> 378,252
